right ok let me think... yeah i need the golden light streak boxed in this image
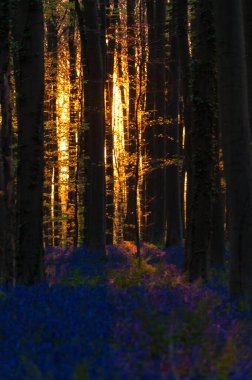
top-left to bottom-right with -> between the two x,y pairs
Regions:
184,171 -> 187,227
112,57 -> 128,243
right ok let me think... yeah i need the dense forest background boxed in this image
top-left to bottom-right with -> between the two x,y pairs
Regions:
0,0 -> 252,299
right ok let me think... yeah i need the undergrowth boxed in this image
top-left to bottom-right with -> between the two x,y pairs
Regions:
0,243 -> 251,379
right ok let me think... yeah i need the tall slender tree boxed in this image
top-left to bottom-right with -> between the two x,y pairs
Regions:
177,0 -> 192,260
209,104 -> 225,267
104,0 -> 119,245
143,0 -> 156,242
186,0 -> 215,280
243,0 -> 252,136
165,0 -> 182,247
215,0 -> 252,296
44,0 -> 61,247
14,0 -> 45,284
124,0 -> 137,241
0,165 -> 3,282
0,0 -> 15,284
67,1 -> 79,247
152,0 -> 166,245
84,0 -> 106,255
75,0 -> 105,256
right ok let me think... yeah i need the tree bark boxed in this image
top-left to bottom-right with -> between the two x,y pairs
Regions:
0,161 -> 3,282
104,0 -> 119,245
209,113 -> 225,267
67,1 -> 79,247
165,0 -> 183,247
186,0 -> 215,281
214,0 -> 252,296
124,0 -> 137,241
177,0 -> 193,270
0,0 -> 15,285
14,0 -> 45,284
243,0 -> 252,137
44,2 -> 61,247
84,0 -> 106,255
143,0 -> 156,242
150,0 -> 166,246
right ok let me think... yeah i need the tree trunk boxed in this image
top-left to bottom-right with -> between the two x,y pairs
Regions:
0,161 -> 3,282
124,0 -> 137,241
209,113 -> 225,267
104,0 -> 119,245
165,0 -> 183,247
45,6 -> 61,247
152,0 -> 166,246
143,0 -> 155,242
75,0 -> 89,245
177,0 -> 193,270
13,0 -> 45,284
186,0 -> 215,281
84,0 -> 106,255
214,0 -> 252,296
0,0 -> 15,285
67,2 -> 78,247
243,0 -> 252,136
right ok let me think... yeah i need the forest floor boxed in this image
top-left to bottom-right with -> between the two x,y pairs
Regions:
0,243 -> 252,380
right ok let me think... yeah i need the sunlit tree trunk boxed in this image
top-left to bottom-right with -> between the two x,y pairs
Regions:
46,5 -> 61,247
143,0 -> 155,242
67,2 -> 78,247
185,0 -> 215,281
0,0 -> 15,285
165,0 -> 182,247
215,0 -> 252,296
117,14 -> 128,137
124,0 -> 137,241
104,0 -> 119,245
152,0 -> 166,245
14,0 -> 45,284
75,0 -> 89,245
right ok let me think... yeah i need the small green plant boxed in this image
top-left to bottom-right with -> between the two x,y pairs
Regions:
61,269 -> 103,288
72,364 -> 89,380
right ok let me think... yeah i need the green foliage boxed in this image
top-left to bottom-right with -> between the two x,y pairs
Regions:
109,257 -> 155,288
0,290 -> 6,300
215,338 -> 237,380
134,308 -> 171,357
61,268 -> 103,288
72,365 -> 89,380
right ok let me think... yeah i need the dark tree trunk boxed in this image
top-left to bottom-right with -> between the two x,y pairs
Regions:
177,0 -> 193,269
209,113 -> 225,267
84,0 -> 106,255
152,0 -> 166,246
214,0 -> 252,296
185,0 -> 215,281
124,0 -> 137,241
165,0 -> 183,247
0,0 -> 15,285
243,0 -> 252,136
0,161 -> 3,282
13,0 -> 45,284
67,2 -> 78,247
143,0 -> 156,242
